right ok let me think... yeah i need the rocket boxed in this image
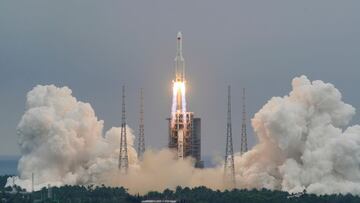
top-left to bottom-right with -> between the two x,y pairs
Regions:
175,32 -> 185,82
172,32 -> 187,159
169,32 -> 202,165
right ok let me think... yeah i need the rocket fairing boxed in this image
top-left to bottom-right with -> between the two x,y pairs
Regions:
175,32 -> 185,82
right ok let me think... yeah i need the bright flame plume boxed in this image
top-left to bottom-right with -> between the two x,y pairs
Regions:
171,81 -> 187,127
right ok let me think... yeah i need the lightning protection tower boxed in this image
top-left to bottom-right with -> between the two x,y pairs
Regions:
32,172 -> 34,192
240,88 -> 248,155
224,85 -> 236,188
118,85 -> 129,173
138,88 -> 145,160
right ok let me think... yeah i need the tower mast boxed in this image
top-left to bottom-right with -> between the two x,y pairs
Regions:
240,88 -> 248,155
224,86 -> 236,188
32,172 -> 34,192
138,88 -> 145,160
118,85 -> 129,173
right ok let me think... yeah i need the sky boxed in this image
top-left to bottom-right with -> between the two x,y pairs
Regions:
0,1 -> 360,160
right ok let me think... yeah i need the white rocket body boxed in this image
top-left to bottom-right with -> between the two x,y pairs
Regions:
172,32 -> 187,114
175,32 -> 185,82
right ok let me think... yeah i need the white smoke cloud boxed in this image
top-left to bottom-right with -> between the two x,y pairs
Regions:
8,75 -> 360,195
236,75 -> 360,195
7,85 -> 137,190
6,84 -> 223,194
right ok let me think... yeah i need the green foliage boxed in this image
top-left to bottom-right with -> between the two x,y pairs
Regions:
1,175 -> 360,203
143,186 -> 360,203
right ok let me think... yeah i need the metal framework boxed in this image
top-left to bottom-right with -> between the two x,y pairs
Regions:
118,85 -> 129,173
169,112 -> 193,159
138,88 -> 145,160
240,88 -> 248,155
224,86 -> 236,188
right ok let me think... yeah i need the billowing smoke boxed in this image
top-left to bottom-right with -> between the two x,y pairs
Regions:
236,75 -> 360,195
6,84 -> 222,194
7,75 -> 360,195
7,85 -> 137,190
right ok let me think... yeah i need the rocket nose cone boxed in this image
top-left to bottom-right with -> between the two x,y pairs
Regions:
177,32 -> 182,39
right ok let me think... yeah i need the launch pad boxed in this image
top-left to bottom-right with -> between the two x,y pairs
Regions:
167,113 -> 203,168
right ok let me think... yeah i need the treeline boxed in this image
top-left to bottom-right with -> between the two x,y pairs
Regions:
1,175 -> 360,203
144,186 -> 360,203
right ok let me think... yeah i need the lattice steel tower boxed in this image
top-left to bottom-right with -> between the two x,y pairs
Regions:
240,88 -> 248,155
224,85 -> 236,188
118,85 -> 129,173
138,88 -> 145,160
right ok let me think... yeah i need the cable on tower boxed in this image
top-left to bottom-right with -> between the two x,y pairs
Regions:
138,88 -> 145,160
224,85 -> 236,188
240,88 -> 248,155
118,85 -> 129,173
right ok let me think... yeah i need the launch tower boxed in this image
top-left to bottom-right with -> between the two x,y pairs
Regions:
138,88 -> 145,160
168,32 -> 203,168
118,85 -> 129,173
224,86 -> 236,188
240,88 -> 248,155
